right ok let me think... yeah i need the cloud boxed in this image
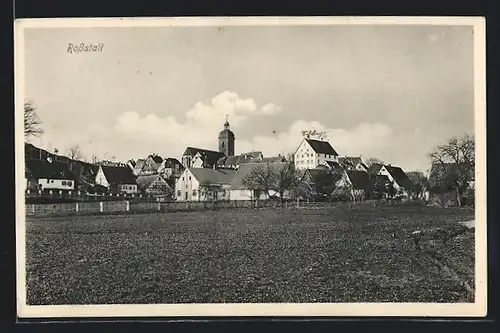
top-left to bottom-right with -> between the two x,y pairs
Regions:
31,91 -> 398,168
238,121 -> 394,159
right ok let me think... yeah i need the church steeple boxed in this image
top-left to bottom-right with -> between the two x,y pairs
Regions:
218,115 -> 235,156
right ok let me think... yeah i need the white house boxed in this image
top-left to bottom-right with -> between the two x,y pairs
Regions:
95,165 -> 138,194
175,168 -> 236,201
294,138 -> 339,170
368,163 -> 413,197
25,158 -> 76,191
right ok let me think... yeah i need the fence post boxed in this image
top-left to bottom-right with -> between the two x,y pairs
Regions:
157,202 -> 161,211
75,202 -> 79,213
126,201 -> 130,212
100,201 -> 103,213
32,204 -> 35,214
296,198 -> 299,208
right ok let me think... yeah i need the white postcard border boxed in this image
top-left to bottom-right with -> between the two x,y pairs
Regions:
14,16 -> 487,318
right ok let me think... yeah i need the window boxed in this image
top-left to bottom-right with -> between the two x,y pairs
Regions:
62,181 -> 66,186
192,189 -> 197,196
177,190 -> 181,197
182,176 -> 185,181
51,180 -> 54,183
317,153 -> 320,157
189,176 -> 191,180
68,181 -> 72,187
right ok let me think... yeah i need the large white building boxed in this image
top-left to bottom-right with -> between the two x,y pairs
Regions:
293,138 -> 339,170
175,167 -> 236,201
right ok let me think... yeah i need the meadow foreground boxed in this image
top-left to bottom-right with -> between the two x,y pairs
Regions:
25,204 -> 475,305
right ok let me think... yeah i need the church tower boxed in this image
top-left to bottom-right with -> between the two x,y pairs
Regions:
218,115 -> 235,157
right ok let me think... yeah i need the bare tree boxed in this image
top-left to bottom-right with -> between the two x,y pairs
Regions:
91,154 -> 100,164
406,171 -> 429,199
428,133 -> 475,206
242,163 -> 276,200
365,157 -> 385,168
24,101 -> 44,138
273,162 -> 301,203
67,145 -> 83,161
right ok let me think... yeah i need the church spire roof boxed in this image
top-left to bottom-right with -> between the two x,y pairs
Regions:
224,114 -> 230,130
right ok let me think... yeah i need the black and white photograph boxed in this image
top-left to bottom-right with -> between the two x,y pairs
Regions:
15,17 -> 487,318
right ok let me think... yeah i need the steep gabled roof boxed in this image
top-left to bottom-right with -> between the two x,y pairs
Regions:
163,157 -> 183,168
134,159 -> 145,171
189,168 -> 237,185
324,160 -> 343,171
346,170 -> 370,190
385,165 -> 413,189
217,152 -> 279,168
339,156 -> 367,170
148,155 -> 163,164
305,139 -> 339,156
101,166 -> 137,185
368,163 -> 384,175
25,159 -> 76,180
183,147 -> 226,168
136,174 -> 168,190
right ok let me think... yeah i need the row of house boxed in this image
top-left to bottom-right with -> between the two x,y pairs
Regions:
24,118 -> 416,201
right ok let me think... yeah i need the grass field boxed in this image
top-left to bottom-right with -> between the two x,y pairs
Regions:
25,205 -> 475,305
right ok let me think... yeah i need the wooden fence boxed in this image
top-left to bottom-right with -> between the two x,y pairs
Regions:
24,198 -> 428,218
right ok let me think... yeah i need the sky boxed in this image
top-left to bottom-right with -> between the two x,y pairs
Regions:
23,24 -> 475,172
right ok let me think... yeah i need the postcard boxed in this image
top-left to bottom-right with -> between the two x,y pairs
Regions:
14,16 -> 487,318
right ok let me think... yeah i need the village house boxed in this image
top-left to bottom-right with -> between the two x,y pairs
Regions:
368,163 -> 413,197
335,169 -> 371,201
293,138 -> 339,170
25,158 -> 77,192
229,162 -> 292,201
132,159 -> 145,176
132,154 -> 163,176
338,156 -> 368,172
320,160 -> 344,172
157,157 -> 184,178
216,151 -> 264,170
95,165 -> 138,194
136,174 -> 173,198
181,147 -> 226,169
175,168 -> 236,201
126,159 -> 136,171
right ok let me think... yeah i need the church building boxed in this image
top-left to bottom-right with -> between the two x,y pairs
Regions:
180,116 -> 236,169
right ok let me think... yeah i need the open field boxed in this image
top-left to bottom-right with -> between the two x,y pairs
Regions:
25,205 -> 475,304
